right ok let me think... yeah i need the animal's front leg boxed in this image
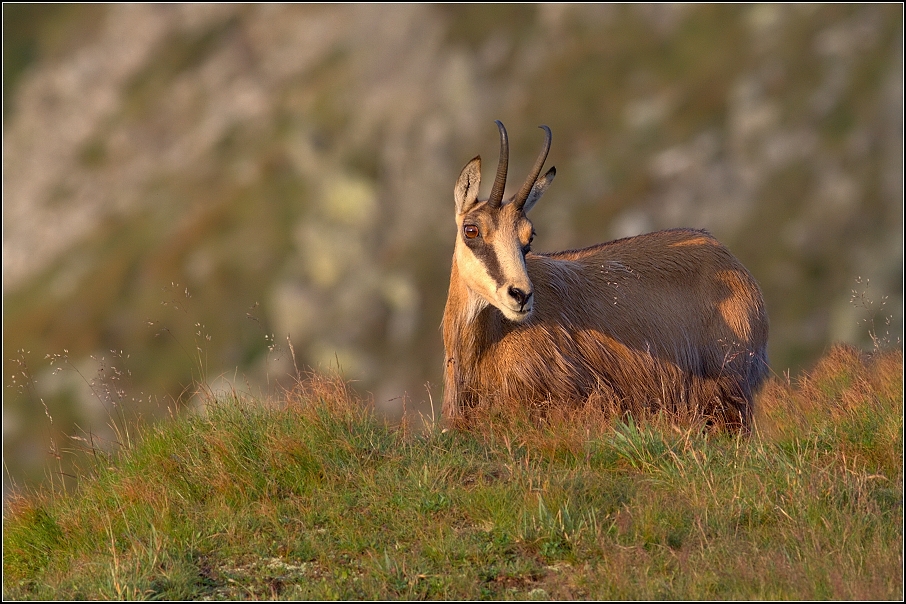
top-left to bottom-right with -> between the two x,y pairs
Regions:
441,356 -> 461,423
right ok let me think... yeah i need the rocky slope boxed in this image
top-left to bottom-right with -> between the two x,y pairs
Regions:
3,4 -> 902,489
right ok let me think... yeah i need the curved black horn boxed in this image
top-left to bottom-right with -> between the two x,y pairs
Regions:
513,125 -> 552,210
488,120 -> 509,208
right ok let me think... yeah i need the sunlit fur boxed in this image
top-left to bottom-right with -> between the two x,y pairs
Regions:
442,125 -> 769,431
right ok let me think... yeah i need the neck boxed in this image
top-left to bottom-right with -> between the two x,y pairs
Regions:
442,257 -> 502,416
443,257 -> 494,354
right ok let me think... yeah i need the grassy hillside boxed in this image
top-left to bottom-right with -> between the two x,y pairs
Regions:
4,3 -> 903,491
3,344 -> 901,600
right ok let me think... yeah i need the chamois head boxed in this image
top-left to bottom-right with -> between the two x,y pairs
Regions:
453,121 -> 556,322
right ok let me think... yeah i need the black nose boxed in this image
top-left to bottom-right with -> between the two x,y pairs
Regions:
508,286 -> 532,308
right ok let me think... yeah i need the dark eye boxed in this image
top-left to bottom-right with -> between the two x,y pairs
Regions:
463,225 -> 480,239
522,232 -> 534,255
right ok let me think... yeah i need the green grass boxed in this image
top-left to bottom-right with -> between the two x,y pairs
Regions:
3,345 -> 903,600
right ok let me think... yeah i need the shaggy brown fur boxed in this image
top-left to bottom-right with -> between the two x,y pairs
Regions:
442,124 -> 769,430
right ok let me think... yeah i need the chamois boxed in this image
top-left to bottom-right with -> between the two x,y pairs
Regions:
441,121 -> 769,430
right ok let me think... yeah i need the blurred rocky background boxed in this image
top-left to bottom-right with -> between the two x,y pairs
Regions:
3,4 -> 902,491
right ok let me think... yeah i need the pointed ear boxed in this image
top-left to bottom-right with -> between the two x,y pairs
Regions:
522,166 -> 555,214
454,156 -> 482,216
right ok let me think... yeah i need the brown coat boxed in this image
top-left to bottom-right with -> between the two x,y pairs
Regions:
442,228 -> 769,429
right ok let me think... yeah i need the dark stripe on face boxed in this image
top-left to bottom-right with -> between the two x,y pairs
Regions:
464,235 -> 505,287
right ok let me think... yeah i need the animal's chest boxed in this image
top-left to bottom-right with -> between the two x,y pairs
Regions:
478,321 -> 613,395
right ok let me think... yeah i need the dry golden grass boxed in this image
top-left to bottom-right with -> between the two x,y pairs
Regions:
757,343 -> 903,436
